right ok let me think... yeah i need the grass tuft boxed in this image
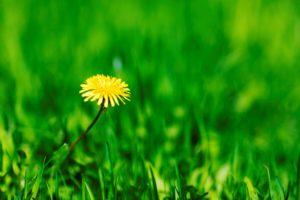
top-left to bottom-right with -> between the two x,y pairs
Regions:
0,0 -> 299,199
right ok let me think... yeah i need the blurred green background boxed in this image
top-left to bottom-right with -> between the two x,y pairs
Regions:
0,0 -> 300,199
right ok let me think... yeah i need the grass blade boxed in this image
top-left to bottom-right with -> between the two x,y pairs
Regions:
54,171 -> 59,199
149,166 -> 159,200
274,177 -> 285,200
21,171 -> 28,200
85,181 -> 95,200
98,168 -> 106,200
169,184 -> 176,200
105,142 -> 114,200
55,171 -> 59,200
31,160 -> 45,199
114,177 -> 118,200
297,155 -> 300,200
0,141 -> 2,173
264,165 -> 273,200
285,182 -> 291,200
46,181 -> 53,200
243,176 -> 259,200
175,163 -> 185,200
82,176 -> 86,200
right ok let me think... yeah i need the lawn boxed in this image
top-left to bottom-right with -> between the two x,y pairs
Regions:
0,0 -> 300,199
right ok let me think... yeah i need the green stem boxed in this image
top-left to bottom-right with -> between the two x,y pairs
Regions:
70,105 -> 105,151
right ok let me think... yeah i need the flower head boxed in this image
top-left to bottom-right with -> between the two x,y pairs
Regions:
80,74 -> 130,108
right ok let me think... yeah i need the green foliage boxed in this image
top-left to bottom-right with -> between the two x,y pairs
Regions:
0,0 -> 300,199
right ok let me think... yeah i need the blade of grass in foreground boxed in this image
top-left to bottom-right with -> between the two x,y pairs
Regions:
31,160 -> 45,199
85,181 -> 95,200
114,177 -> 118,200
169,185 -> 176,200
23,172 -> 28,199
0,141 -> 2,172
106,142 -> 114,200
243,176 -> 259,200
274,177 -> 285,200
98,168 -> 106,200
264,165 -> 273,200
175,163 -> 186,200
46,181 -> 53,200
263,168 -> 285,200
149,166 -> 159,200
285,182 -> 291,200
55,172 -> 59,200
82,176 -> 86,200
297,155 -> 300,200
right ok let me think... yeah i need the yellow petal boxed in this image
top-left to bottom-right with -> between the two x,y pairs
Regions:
104,99 -> 109,108
109,96 -> 115,107
97,96 -> 103,105
91,94 -> 100,101
81,91 -> 93,97
112,94 -> 119,106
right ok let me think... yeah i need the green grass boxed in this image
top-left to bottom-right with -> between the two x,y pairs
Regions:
0,0 -> 300,199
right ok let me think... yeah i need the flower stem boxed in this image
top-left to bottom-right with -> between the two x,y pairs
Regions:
70,105 -> 105,151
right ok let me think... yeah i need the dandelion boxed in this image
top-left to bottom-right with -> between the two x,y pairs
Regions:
80,74 -> 130,108
70,74 -> 130,151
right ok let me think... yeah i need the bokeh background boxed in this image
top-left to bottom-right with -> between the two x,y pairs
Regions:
0,0 -> 300,199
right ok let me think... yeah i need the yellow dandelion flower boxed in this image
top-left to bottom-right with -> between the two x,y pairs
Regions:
80,74 -> 130,108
